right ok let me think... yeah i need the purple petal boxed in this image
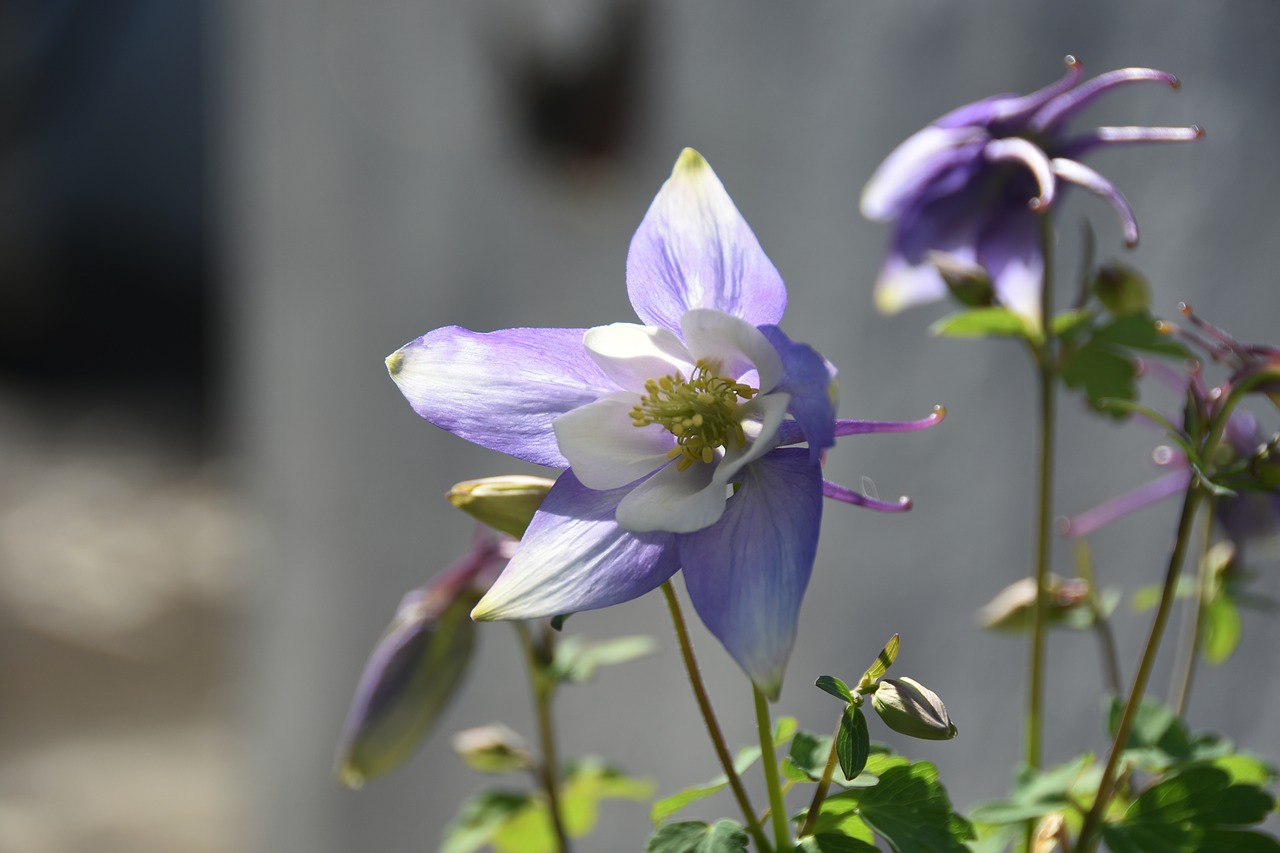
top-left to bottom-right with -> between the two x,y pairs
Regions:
936,56 -> 1084,131
471,471 -> 679,620
873,187 -> 990,314
833,406 -> 947,436
977,205 -> 1044,325
983,137 -> 1057,210
823,478 -> 913,513
860,126 -> 988,221
679,448 -> 823,699
1060,469 -> 1191,538
387,326 -> 613,468
758,325 -> 837,463
1057,125 -> 1204,159
1052,158 -> 1139,247
627,149 -> 787,334
1031,67 -> 1180,134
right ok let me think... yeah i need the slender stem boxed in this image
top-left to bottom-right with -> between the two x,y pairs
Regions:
754,687 -> 791,851
1075,542 -> 1122,695
661,582 -> 773,853
514,622 -> 572,853
798,720 -> 843,839
1027,214 -> 1058,774
1075,487 -> 1203,852
1171,503 -> 1215,716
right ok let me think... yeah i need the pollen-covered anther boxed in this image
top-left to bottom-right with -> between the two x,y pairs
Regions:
631,359 -> 758,470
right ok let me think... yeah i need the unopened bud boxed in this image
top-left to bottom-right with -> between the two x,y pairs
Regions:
447,475 -> 555,538
978,575 -> 1090,632
1093,262 -> 1150,315
871,677 -> 957,741
451,724 -> 532,774
929,252 -> 994,307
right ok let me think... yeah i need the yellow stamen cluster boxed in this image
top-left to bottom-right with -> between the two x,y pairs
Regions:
630,359 -> 758,471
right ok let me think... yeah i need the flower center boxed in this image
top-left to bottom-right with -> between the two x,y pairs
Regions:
629,359 -> 758,471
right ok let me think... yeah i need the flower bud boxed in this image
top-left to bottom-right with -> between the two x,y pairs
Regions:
929,252 -> 994,307
871,676 -> 957,741
978,575 -> 1090,632
447,475 -> 555,538
451,724 -> 532,774
1093,262 -> 1150,316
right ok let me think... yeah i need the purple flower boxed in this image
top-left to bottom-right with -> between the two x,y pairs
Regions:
336,529 -> 512,787
862,56 -> 1202,326
388,149 -> 942,697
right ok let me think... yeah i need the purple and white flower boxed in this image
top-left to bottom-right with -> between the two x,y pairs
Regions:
862,56 -> 1202,326
387,149 -> 941,697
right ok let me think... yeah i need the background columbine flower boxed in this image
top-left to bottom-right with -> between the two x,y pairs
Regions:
387,149 -> 940,697
861,55 -> 1202,326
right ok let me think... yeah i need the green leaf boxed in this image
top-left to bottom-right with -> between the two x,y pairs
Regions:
837,706 -> 871,782
1052,307 -> 1095,339
651,746 -> 762,824
785,731 -> 834,782
440,790 -> 530,853
816,675 -> 854,703
1063,340 -> 1137,417
548,635 -> 656,683
646,820 -> 749,852
1211,754 -> 1279,788
856,634 -> 900,693
1202,594 -> 1243,664
970,754 -> 1095,825
930,307 -> 1035,340
794,833 -> 880,852
557,759 -> 654,837
1093,312 -> 1189,357
814,761 -> 974,852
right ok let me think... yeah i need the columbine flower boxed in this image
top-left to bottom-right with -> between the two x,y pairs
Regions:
861,55 -> 1202,326
1162,303 -> 1280,409
335,529 -> 512,787
387,149 -> 942,697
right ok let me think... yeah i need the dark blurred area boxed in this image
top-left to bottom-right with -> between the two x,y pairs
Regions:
0,0 -> 215,443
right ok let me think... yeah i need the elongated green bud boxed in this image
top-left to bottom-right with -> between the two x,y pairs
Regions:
447,475 -> 555,538
871,676 -> 957,741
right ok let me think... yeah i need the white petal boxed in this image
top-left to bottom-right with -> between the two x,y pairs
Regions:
680,308 -> 783,392
714,393 -> 790,486
615,458 -> 728,534
583,324 -> 694,392
553,392 -> 675,490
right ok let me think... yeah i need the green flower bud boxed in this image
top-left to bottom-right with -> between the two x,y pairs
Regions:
978,575 -> 1090,632
1093,262 -> 1150,315
447,475 -> 555,538
451,724 -> 532,774
929,252 -> 995,307
871,676 -> 957,741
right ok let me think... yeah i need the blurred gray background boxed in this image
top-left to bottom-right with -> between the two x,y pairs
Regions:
2,1 -> 1278,851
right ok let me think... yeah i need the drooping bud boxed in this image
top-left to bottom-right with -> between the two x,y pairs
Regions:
447,475 -> 555,538
1033,811 -> 1070,853
335,529 -> 511,788
1093,262 -> 1150,315
978,575 -> 1091,632
871,676 -> 957,741
930,252 -> 995,307
451,724 -> 532,774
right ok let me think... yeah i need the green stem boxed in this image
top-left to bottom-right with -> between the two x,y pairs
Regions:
1075,542 -> 1122,696
798,720 -> 842,839
754,686 -> 791,851
661,582 -> 773,853
1074,487 -> 1203,852
514,622 -> 572,853
1171,503 -> 1215,716
1027,214 -> 1058,774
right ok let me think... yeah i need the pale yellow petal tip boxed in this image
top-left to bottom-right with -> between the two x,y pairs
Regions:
673,147 -> 709,177
470,597 -> 499,622
873,283 -> 908,315
385,350 -> 405,377
335,763 -> 366,790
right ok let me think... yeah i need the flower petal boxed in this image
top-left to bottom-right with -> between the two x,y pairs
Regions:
471,471 -> 680,620
615,454 -> 725,534
873,189 -> 988,314
977,205 -> 1044,326
679,448 -> 824,699
681,308 -> 783,391
713,392 -> 792,485
860,125 -> 988,221
758,325 -> 837,463
553,392 -> 675,490
627,149 -> 787,333
388,326 -> 612,468
1061,470 -> 1191,538
582,323 -> 694,392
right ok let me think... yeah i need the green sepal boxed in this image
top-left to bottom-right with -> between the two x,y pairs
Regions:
646,820 -> 748,852
856,633 -> 899,693
547,635 -> 656,684
931,307 -> 1037,341
815,675 -> 854,703
837,705 -> 871,782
